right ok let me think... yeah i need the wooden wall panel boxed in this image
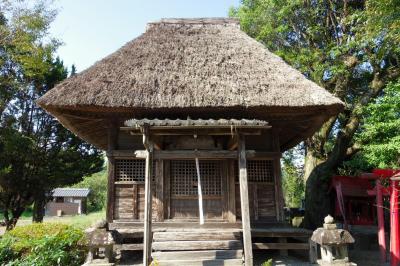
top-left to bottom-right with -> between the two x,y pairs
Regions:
114,184 -> 134,219
114,183 -> 157,220
257,184 -> 276,219
170,198 -> 222,219
235,183 -> 276,222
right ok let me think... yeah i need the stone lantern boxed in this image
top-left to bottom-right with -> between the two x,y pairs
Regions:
311,215 -> 355,265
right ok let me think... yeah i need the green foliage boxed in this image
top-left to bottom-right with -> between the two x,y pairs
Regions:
0,0 -> 58,114
0,1 -> 104,227
343,81 -> 400,172
282,150 -> 304,208
261,259 -> 273,266
72,170 -> 107,212
365,0 -> 400,49
0,223 -> 86,266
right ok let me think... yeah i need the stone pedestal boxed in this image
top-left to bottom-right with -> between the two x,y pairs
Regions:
83,220 -> 115,266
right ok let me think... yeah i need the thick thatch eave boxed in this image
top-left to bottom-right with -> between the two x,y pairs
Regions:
37,18 -> 344,150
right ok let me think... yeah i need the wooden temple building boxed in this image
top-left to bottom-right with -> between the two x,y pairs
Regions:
37,18 -> 343,266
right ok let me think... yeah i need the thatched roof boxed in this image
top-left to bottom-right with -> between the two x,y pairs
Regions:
37,18 -> 344,150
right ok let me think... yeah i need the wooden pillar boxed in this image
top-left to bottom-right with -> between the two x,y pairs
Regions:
238,134 -> 253,266
106,120 -> 118,224
272,128 -> 284,222
155,159 -> 164,222
143,125 -> 154,266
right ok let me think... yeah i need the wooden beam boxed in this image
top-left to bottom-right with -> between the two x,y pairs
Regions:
155,150 -> 281,160
142,125 -> 154,266
106,120 -> 118,224
107,150 -> 147,158
107,150 -> 281,160
238,134 -> 253,266
154,150 -> 237,159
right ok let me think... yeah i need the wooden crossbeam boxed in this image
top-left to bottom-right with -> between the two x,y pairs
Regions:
107,150 -> 281,160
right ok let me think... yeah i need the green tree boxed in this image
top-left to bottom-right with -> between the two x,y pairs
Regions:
231,0 -> 400,228
0,1 -> 104,229
282,150 -> 305,208
72,170 -> 107,212
0,0 -> 58,119
343,81 -> 400,173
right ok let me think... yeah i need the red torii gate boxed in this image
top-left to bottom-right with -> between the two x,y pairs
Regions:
331,169 -> 400,265
366,169 -> 399,266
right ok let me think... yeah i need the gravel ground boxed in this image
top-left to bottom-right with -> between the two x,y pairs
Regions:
117,248 -> 387,266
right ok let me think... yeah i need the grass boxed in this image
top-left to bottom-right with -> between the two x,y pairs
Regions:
0,210 -> 106,235
42,210 -> 105,229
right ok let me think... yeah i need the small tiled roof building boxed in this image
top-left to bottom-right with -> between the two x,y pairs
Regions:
46,188 -> 90,216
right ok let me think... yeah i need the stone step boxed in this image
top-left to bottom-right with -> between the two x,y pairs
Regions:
152,250 -> 243,260
82,259 -> 115,266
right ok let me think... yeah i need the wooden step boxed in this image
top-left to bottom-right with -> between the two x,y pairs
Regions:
114,243 -> 143,251
253,242 -> 309,250
156,258 -> 243,266
152,250 -> 243,260
153,231 -> 241,241
152,240 -> 243,251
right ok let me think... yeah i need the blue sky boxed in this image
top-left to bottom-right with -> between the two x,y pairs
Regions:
49,0 -> 240,72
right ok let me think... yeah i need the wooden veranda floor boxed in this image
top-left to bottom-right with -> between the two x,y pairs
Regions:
109,221 -> 314,265
109,220 -> 312,235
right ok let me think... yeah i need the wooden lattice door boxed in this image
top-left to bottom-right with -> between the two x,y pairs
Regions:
169,160 -> 225,220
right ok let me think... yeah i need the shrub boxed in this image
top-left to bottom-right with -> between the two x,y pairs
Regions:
0,223 -> 87,266
261,259 -> 273,266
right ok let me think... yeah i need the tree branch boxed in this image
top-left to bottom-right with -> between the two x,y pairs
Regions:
344,143 -> 362,160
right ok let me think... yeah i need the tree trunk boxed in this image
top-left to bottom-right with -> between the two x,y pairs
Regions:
303,114 -> 361,228
4,208 -> 24,231
303,162 -> 334,229
32,196 -> 46,223
303,150 -> 325,182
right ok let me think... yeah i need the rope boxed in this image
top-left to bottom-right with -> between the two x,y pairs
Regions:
195,157 -> 204,225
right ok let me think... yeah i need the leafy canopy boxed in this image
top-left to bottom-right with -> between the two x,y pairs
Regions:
344,81 -> 400,171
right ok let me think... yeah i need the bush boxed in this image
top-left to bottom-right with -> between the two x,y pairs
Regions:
0,223 -> 87,266
261,259 -> 273,266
